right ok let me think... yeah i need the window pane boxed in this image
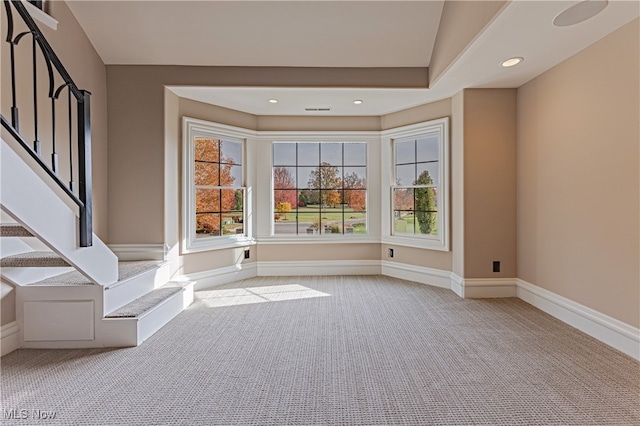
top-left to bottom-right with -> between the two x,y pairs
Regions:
194,139 -> 219,162
416,136 -> 439,162
394,212 -> 415,235
300,189 -> 320,208
415,211 -> 438,235
194,162 -> 219,186
218,189 -> 240,212
393,188 -> 414,211
415,187 -> 437,235
221,140 -> 242,165
321,166 -> 342,189
395,140 -> 415,165
343,167 -> 366,188
298,167 -> 316,189
321,143 -> 342,166
274,211 -> 299,235
395,164 -> 415,186
321,189 -> 342,208
344,143 -> 366,166
298,143 -> 319,166
273,143 -> 296,166
274,190 -> 296,212
221,213 -> 244,236
299,211 -> 321,235
345,189 -> 366,213
273,167 -> 296,189
219,164 -> 241,186
416,162 -> 439,185
196,188 -> 221,213
196,213 -> 221,237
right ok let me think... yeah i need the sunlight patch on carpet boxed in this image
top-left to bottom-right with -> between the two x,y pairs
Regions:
197,284 -> 330,307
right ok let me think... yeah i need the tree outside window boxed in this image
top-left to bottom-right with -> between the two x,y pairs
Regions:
272,142 -> 367,235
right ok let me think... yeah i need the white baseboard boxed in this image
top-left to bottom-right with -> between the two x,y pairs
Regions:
176,263 -> 258,291
1,321 -> 20,356
516,279 -> 640,361
108,244 -> 168,261
381,261 -> 451,289
450,273 -> 517,298
257,260 -> 380,277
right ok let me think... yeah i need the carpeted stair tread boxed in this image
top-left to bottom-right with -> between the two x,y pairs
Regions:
30,260 -> 164,286
0,223 -> 33,237
105,282 -> 189,318
1,251 -> 70,267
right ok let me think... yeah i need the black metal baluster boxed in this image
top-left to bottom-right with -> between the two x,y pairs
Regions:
78,90 -> 92,247
32,34 -> 40,155
4,1 -> 19,132
68,87 -> 74,193
51,97 -> 58,174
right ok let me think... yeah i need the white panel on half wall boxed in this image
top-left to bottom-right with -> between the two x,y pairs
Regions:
23,301 -> 94,341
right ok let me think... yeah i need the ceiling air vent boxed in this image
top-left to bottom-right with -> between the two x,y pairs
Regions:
305,107 -> 331,112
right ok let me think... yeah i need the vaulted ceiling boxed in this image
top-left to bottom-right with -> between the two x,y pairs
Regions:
66,0 -> 639,116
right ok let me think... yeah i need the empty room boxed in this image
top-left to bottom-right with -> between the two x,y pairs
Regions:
1,1 -> 638,424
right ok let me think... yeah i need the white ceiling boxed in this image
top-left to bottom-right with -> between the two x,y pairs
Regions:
67,0 -> 639,116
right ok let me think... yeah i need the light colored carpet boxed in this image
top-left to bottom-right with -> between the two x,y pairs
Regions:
0,251 -> 70,268
1,275 -> 638,425
31,260 -> 162,286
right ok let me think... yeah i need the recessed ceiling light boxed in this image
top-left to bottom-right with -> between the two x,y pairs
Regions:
353,100 -> 363,105
501,57 -> 524,68
553,0 -> 608,27
268,99 -> 278,104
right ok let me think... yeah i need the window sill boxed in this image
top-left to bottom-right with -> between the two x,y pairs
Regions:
257,236 -> 379,245
381,235 -> 450,252
182,236 -> 256,254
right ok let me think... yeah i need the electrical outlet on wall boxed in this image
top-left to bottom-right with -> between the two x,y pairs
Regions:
493,261 -> 500,273
244,249 -> 250,259
388,248 -> 394,258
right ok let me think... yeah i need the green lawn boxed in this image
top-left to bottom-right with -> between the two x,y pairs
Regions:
275,205 -> 366,223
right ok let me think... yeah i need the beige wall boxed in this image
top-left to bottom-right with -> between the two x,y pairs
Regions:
517,19 -> 640,327
381,98 -> 451,130
463,89 -> 517,278
381,244 -> 452,271
451,91 -> 465,277
1,286 -> 16,326
107,65 -> 429,244
1,1 -> 109,239
259,244 -> 379,262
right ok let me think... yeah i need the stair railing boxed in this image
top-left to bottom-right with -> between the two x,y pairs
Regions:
1,0 -> 92,247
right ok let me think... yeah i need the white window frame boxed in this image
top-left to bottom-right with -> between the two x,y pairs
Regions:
182,117 -> 254,253
381,118 -> 450,251
256,131 -> 380,244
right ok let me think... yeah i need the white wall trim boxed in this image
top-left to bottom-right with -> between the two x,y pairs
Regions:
1,321 -> 20,356
449,273 -> 517,298
450,273 -> 464,297
381,261 -> 451,289
175,263 -> 258,291
108,244 -> 169,261
258,260 -> 381,277
516,279 -> 640,361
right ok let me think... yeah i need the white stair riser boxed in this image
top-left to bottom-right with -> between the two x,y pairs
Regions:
102,284 -> 194,347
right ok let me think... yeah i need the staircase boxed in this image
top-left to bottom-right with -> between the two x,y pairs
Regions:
1,139 -> 194,349
0,0 -> 193,353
